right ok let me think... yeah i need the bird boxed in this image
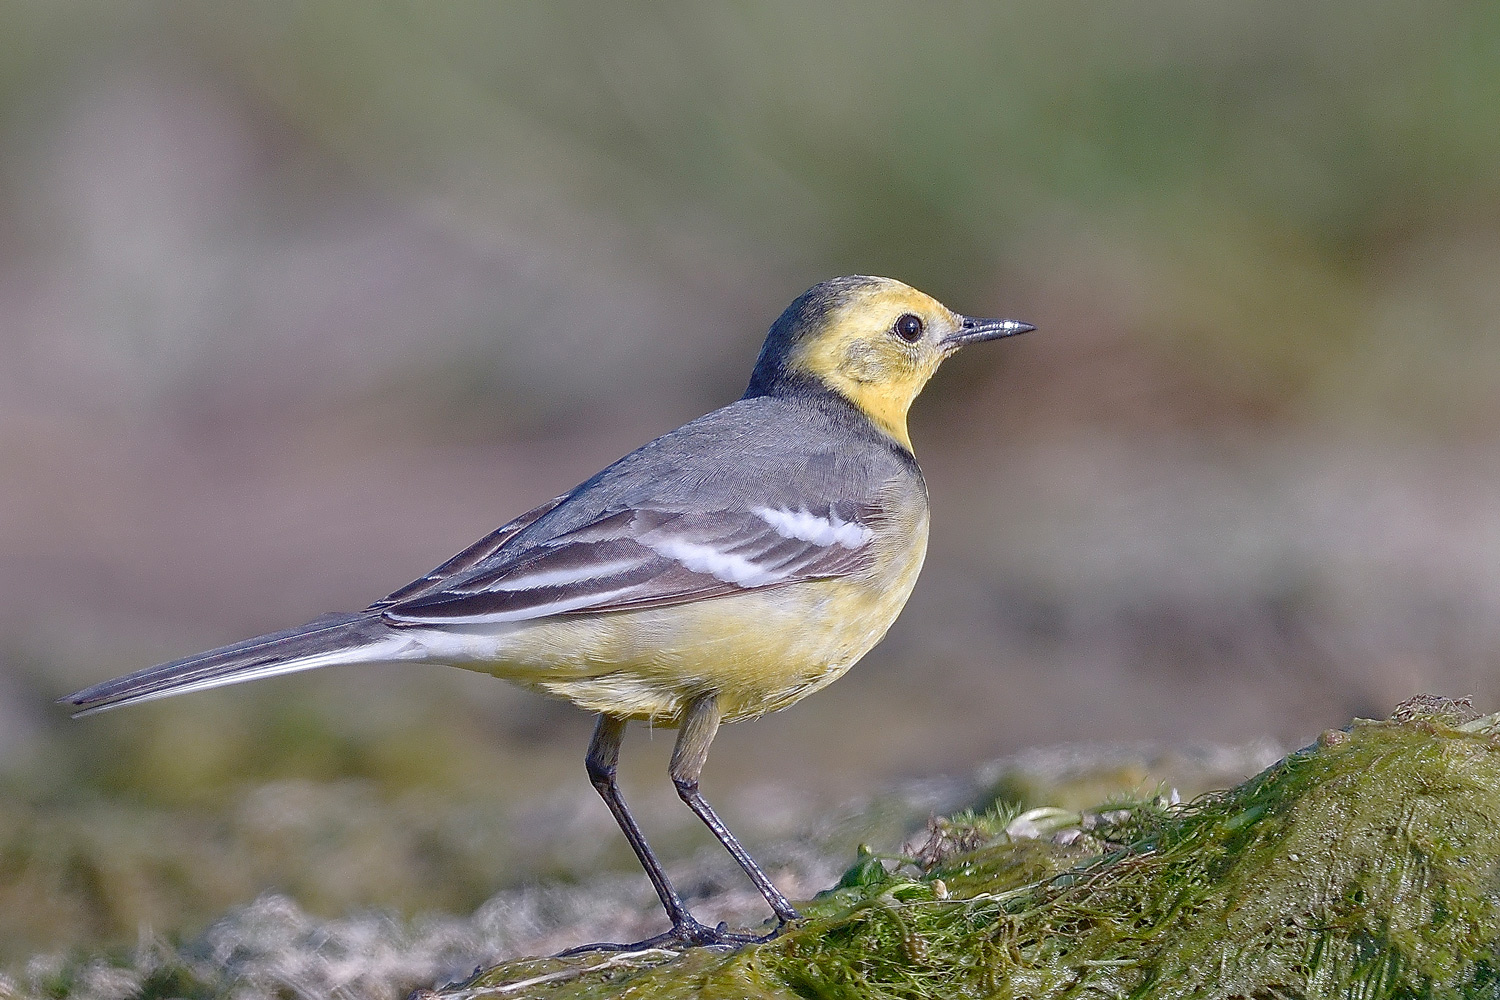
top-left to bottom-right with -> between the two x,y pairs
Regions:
62,275 -> 1033,950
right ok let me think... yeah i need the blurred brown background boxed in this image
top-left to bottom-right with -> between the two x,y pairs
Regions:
2,0 -> 1499,964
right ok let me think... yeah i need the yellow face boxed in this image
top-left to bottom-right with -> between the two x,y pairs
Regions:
785,279 -> 977,450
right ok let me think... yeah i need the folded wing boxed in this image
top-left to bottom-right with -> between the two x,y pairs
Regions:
381,503 -> 878,625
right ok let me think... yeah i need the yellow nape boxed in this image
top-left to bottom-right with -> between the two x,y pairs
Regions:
781,278 -> 969,451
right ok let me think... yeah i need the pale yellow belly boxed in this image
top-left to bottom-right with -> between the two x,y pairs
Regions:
426,517 -> 929,725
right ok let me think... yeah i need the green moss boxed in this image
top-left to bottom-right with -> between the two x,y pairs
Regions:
446,701 -> 1500,999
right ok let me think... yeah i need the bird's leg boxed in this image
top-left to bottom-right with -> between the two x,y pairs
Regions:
670,693 -> 802,928
572,714 -> 723,951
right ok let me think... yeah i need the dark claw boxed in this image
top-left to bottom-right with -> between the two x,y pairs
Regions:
557,915 -> 793,956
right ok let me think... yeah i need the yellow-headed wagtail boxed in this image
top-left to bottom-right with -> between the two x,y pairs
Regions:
63,276 -> 1033,949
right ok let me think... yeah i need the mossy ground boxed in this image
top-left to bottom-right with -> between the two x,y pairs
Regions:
6,699 -> 1491,999
441,697 -> 1500,999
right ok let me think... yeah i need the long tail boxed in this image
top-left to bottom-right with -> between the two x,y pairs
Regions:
60,611 -> 409,716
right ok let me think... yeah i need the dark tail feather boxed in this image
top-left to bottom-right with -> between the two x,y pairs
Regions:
60,611 -> 400,716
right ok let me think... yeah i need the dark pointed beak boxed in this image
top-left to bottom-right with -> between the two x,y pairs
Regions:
941,315 -> 1036,350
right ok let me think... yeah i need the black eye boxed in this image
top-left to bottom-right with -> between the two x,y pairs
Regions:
893,313 -> 924,343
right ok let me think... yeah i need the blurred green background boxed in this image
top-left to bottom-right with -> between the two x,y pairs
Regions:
2,0 -> 1499,967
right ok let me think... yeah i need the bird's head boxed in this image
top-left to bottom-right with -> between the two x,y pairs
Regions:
745,276 -> 1033,450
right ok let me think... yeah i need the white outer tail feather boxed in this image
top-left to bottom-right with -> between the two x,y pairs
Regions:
62,614 -> 418,717
70,639 -> 410,716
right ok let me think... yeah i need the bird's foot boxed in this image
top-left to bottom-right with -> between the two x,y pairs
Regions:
558,915 -> 793,956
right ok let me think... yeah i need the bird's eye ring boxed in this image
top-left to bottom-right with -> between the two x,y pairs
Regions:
893,313 -> 924,343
